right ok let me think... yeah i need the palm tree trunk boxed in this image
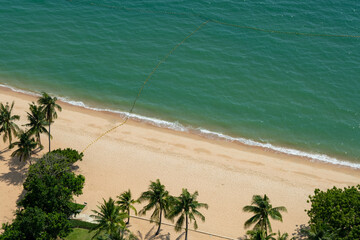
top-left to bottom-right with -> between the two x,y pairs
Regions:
155,208 -> 162,235
127,208 -> 130,225
8,130 -> 12,146
37,133 -> 41,148
185,214 -> 188,240
48,122 -> 51,152
264,219 -> 267,236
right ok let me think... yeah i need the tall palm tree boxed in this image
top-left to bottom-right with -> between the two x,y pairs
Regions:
0,101 -> 20,146
117,190 -> 138,225
138,179 -> 172,236
168,188 -> 208,240
37,92 -> 62,152
24,102 -> 49,149
9,131 -> 37,162
90,198 -> 128,239
243,195 -> 287,235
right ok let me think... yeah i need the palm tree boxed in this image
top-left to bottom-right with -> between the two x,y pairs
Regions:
0,101 -> 20,146
37,92 -> 62,152
276,231 -> 291,240
243,195 -> 287,235
117,190 -> 138,225
246,229 -> 276,240
9,130 -> 37,162
138,179 -> 172,236
24,103 -> 49,149
168,188 -> 208,240
90,198 -> 128,239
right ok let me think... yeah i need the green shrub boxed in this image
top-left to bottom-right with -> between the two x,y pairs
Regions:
47,148 -> 83,164
306,185 -> 360,240
69,219 -> 97,230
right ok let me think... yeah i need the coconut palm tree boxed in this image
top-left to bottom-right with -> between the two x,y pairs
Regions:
117,190 -> 138,225
0,101 -> 20,146
24,103 -> 49,149
37,92 -> 62,152
168,188 -> 208,240
91,198 -> 128,239
138,179 -> 172,236
9,130 -> 37,162
276,231 -> 291,240
246,229 -> 276,240
243,195 -> 287,235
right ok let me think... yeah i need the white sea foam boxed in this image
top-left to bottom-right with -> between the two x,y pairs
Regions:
197,128 -> 360,169
1,83 -> 360,169
0,84 -> 40,97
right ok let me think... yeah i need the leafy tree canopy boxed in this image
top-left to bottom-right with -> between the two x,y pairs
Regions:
45,148 -> 84,165
0,207 -> 71,240
306,185 -> 360,240
19,153 -> 85,216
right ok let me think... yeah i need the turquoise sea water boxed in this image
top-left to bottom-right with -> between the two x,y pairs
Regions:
0,1 -> 359,167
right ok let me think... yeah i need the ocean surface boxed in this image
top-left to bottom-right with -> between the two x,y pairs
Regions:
0,1 -> 359,168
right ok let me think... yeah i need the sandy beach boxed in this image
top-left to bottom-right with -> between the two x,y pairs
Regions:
0,86 -> 359,239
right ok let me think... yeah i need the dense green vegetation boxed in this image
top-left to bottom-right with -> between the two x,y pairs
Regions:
304,185 -> 360,240
45,148 -> 84,165
69,219 -> 97,230
0,149 -> 85,240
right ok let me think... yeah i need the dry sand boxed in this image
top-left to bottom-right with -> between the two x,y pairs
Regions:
0,86 -> 359,239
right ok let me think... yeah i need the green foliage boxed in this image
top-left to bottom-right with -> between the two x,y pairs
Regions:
0,207 -> 71,240
117,190 -> 138,224
9,131 -> 37,162
90,198 -> 128,239
168,188 -> 208,240
1,151 -> 85,240
276,231 -> 293,240
24,102 -> 49,149
243,195 -> 287,235
69,219 -> 97,230
246,229 -> 276,240
37,92 -> 62,124
46,148 -> 84,164
306,185 -> 360,240
300,225 -> 337,240
37,92 -> 62,152
0,101 -> 20,146
138,179 -> 172,235
65,228 -> 97,240
19,154 -> 85,216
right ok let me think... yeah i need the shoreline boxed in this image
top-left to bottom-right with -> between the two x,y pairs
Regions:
0,83 -> 359,169
0,85 -> 359,238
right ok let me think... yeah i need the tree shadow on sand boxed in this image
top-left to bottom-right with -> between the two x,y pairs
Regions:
134,226 -> 171,240
0,147 -> 11,161
291,224 -> 310,240
0,152 -> 29,186
0,145 -> 45,185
